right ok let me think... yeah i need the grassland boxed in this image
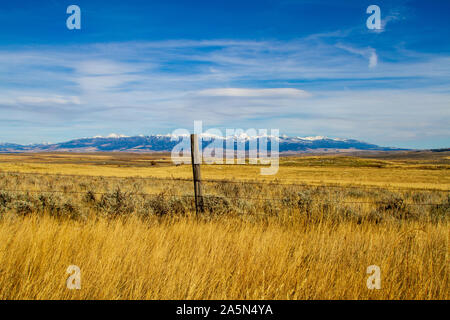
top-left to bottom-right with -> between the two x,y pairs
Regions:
0,152 -> 448,299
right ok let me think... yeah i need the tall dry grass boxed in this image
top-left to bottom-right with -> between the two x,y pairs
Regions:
0,155 -> 448,300
0,214 -> 447,299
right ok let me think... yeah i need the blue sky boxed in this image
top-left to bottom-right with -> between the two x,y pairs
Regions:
0,0 -> 449,148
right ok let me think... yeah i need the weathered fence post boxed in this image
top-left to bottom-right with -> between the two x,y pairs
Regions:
190,134 -> 204,214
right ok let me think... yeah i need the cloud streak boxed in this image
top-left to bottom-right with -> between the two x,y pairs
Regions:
335,43 -> 378,68
0,38 -> 448,148
16,96 -> 81,105
197,88 -> 311,98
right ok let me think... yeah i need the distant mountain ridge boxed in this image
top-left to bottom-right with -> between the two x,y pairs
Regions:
0,134 -> 405,153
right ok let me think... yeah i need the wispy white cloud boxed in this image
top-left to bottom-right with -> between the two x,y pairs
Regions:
76,60 -> 147,76
16,95 -> 81,105
197,88 -> 311,98
368,52 -> 378,68
0,38 -> 448,147
373,5 -> 408,33
335,43 -> 378,68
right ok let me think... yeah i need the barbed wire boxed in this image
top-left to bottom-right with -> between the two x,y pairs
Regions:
0,189 -> 446,206
200,178 -> 450,193
0,171 -> 448,193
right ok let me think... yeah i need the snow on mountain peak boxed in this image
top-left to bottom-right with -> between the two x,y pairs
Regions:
299,136 -> 327,141
92,133 -> 129,139
293,136 -> 348,142
86,133 -> 351,143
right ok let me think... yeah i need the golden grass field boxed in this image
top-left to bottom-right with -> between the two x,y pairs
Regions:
0,151 -> 448,299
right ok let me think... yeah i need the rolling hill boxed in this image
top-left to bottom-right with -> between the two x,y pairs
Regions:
0,134 -> 405,153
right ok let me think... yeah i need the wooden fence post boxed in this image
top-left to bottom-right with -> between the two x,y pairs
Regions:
190,134 -> 204,214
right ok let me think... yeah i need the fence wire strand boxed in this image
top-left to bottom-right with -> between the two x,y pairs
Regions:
0,189 -> 446,206
1,171 -> 448,193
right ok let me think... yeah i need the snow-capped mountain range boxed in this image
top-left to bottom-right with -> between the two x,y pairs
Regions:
0,134 -> 405,153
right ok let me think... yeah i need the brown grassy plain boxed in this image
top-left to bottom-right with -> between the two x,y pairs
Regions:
0,151 -> 448,299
